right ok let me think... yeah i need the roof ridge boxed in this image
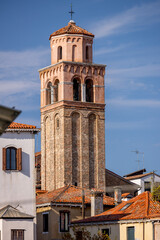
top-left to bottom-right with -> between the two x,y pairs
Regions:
52,185 -> 71,202
145,192 -> 149,217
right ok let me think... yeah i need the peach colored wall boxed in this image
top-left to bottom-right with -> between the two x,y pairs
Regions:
39,62 -> 105,108
50,35 -> 93,64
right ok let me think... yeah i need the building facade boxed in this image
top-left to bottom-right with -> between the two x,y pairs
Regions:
39,20 -> 106,191
0,122 -> 39,240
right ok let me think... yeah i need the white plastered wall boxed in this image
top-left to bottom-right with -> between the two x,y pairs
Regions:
0,131 -> 37,239
2,219 -> 34,240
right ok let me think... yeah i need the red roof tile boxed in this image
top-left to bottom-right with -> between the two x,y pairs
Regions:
8,122 -> 36,129
49,21 -> 94,39
125,172 -> 160,180
35,151 -> 41,157
36,185 -> 114,206
72,192 -> 160,224
121,193 -> 131,198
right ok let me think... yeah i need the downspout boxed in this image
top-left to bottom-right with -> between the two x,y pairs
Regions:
143,221 -> 145,240
152,221 -> 155,240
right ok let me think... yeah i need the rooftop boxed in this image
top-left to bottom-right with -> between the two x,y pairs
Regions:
72,192 -> 160,224
0,205 -> 34,219
49,21 -> 94,39
125,172 -> 160,180
5,122 -> 40,132
36,185 -> 114,206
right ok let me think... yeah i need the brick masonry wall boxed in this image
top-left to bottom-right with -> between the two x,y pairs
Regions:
41,102 -> 105,191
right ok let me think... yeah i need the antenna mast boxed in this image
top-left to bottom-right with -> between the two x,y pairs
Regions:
131,150 -> 144,170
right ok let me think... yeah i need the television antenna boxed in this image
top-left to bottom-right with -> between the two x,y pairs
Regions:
131,150 -> 144,170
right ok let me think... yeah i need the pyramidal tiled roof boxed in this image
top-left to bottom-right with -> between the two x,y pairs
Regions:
49,21 -> 94,39
36,185 -> 114,206
72,192 -> 160,224
0,205 -> 34,219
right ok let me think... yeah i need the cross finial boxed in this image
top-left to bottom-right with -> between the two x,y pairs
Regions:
69,3 -> 74,20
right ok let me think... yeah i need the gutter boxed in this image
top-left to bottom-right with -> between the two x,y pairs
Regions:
36,202 -> 85,208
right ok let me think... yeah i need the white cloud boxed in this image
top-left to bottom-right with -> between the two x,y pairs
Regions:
108,98 -> 160,108
106,63 -> 160,91
94,44 -> 129,55
91,1 -> 160,38
106,120 -> 150,130
0,48 -> 50,108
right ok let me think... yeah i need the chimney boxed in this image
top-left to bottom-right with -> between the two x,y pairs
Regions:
91,190 -> 103,216
114,187 -> 121,206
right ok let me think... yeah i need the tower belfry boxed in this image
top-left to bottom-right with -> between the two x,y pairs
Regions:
39,20 -> 106,191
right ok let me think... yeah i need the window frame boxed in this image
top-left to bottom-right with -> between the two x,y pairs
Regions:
11,229 -> 24,240
3,147 -> 22,171
102,228 -> 110,236
127,226 -> 135,240
6,147 -> 17,170
43,212 -> 49,233
59,211 -> 70,232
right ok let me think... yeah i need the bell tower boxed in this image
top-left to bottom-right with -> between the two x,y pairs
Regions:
39,20 -> 106,191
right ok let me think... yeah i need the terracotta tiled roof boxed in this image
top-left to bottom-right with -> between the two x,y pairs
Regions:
8,122 -> 36,129
72,192 -> 160,224
49,21 -> 94,39
121,193 -> 131,198
36,185 -> 114,206
125,172 -> 160,180
35,151 -> 41,157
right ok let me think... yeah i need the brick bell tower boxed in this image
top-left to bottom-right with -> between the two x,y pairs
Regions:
39,19 -> 106,191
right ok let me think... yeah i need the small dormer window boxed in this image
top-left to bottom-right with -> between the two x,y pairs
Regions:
58,46 -> 62,60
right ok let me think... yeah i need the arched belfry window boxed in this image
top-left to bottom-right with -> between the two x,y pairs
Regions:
73,78 -> 81,101
46,82 -> 52,105
86,79 -> 93,102
86,46 -> 89,60
54,79 -> 59,102
58,46 -> 62,60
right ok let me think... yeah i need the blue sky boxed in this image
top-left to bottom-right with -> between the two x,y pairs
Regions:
0,0 -> 160,176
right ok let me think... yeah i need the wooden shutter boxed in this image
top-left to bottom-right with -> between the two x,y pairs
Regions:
17,148 -> 22,171
2,148 -> 6,171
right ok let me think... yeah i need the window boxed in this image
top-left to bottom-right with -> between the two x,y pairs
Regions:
120,203 -> 132,211
46,82 -> 52,105
11,230 -> 24,240
102,228 -> 110,236
127,227 -> 135,240
86,79 -> 93,102
57,119 -> 59,128
58,46 -> 62,60
43,213 -> 49,233
73,79 -> 81,101
86,46 -> 89,60
54,79 -> 59,102
3,147 -> 22,171
60,211 -> 69,232
72,45 -> 77,61
144,181 -> 151,192
76,231 -> 82,240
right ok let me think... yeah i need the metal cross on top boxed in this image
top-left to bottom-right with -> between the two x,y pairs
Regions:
69,3 -> 74,20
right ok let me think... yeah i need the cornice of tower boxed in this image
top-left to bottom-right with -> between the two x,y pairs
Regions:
38,61 -> 106,73
49,21 -> 94,40
40,100 -> 105,114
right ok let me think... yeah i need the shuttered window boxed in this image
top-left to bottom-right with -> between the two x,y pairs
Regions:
60,211 -> 70,232
11,230 -> 24,240
2,147 -> 22,171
